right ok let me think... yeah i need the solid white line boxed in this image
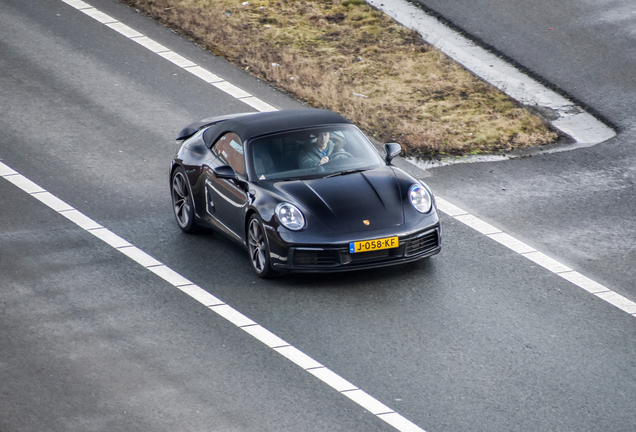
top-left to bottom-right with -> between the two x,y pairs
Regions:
343,389 -> 395,415
558,272 -> 608,294
147,265 -> 194,287
59,209 -> 102,230
595,292 -> 636,315
209,304 -> 258,327
435,196 -> 636,317
31,191 -> 75,212
60,0 -> 277,113
454,214 -> 501,235
241,324 -> 290,348
1,153 -> 426,432
307,368 -> 358,392
183,66 -> 224,83
132,36 -> 170,53
117,245 -> 163,267
273,346 -> 324,370
63,0 -> 91,9
106,21 -> 143,38
522,251 -> 573,274
378,413 -> 427,432
212,81 -> 253,99
157,50 -> 197,68
81,8 -> 117,24
487,232 -> 536,254
88,227 -> 133,248
238,96 -> 278,112
3,174 -> 46,193
178,284 -> 225,307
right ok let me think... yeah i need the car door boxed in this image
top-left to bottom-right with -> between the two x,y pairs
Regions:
205,132 -> 249,240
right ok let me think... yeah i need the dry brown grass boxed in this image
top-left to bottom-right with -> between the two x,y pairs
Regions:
121,0 -> 559,157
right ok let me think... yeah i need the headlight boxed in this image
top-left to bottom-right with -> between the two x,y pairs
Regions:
409,184 -> 432,213
275,203 -> 305,231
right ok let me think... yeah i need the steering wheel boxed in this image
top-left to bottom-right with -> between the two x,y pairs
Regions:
329,151 -> 353,161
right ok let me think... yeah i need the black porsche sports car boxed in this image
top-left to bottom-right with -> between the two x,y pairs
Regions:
170,109 -> 441,278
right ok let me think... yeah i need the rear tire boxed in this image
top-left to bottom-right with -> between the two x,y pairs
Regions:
247,215 -> 277,278
171,166 -> 197,233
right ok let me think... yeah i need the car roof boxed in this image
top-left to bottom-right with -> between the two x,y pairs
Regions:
201,109 -> 352,147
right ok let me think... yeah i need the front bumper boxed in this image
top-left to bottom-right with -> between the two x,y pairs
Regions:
268,224 -> 441,273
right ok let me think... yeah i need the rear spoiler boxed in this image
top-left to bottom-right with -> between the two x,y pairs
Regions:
176,112 -> 257,141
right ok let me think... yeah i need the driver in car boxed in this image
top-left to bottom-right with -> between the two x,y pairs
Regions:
299,132 -> 344,168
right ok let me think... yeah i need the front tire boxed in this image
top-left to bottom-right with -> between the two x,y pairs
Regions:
171,166 -> 197,233
247,215 -> 277,278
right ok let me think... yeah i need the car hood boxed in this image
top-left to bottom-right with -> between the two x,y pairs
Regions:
273,167 -> 405,234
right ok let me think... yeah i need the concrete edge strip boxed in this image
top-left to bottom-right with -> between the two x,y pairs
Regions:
435,197 -> 636,316
367,0 -> 616,150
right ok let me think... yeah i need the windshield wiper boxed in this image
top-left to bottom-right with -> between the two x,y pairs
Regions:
325,168 -> 370,178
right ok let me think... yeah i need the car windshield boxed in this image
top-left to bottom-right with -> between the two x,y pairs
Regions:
248,125 -> 386,181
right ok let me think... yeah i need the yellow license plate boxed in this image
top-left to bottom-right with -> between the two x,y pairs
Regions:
350,236 -> 399,253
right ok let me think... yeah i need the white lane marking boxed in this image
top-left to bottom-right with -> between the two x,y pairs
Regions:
453,214 -> 500,235
60,209 -> 103,230
488,232 -> 536,254
368,0 -> 616,149
435,197 -> 636,317
60,0 -> 277,113
147,265 -> 194,286
183,66 -> 224,83
105,21 -> 143,38
178,284 -> 225,307
116,245 -> 163,267
158,50 -> 197,68
344,389 -> 395,415
241,324 -> 289,348
132,36 -> 170,53
274,346 -> 325,370
307,368 -> 358,392
209,304 -> 258,328
31,191 -> 75,212
3,174 -> 46,193
2,161 -> 426,432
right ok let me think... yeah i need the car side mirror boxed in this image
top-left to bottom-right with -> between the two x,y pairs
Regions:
384,143 -> 402,164
213,165 -> 238,180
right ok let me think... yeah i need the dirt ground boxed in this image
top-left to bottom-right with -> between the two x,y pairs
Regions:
121,0 -> 559,157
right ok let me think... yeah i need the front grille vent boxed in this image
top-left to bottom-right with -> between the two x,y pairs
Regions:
405,230 -> 439,256
292,250 -> 339,266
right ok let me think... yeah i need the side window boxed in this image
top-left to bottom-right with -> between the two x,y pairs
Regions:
212,132 -> 246,177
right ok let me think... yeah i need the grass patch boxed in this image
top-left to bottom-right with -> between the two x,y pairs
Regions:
121,0 -> 559,157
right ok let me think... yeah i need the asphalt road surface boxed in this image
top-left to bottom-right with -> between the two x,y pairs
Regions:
411,0 -> 636,301
1,1 -> 635,432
